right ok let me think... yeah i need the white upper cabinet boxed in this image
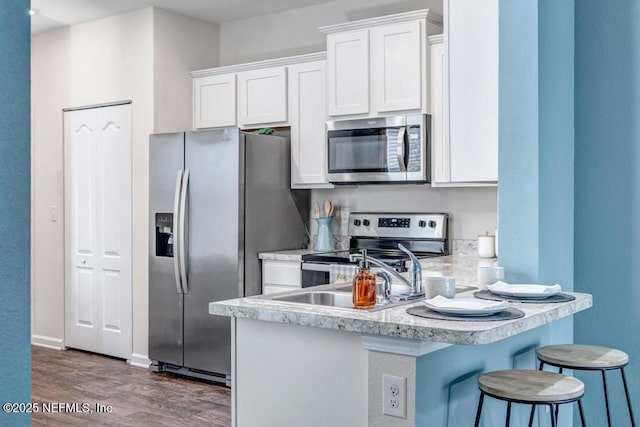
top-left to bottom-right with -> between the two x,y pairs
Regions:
371,21 -> 423,113
326,30 -> 370,116
289,59 -> 333,188
194,74 -> 237,129
446,0 -> 498,183
238,66 -> 288,127
192,54 -> 324,130
429,36 -> 450,184
320,9 -> 442,119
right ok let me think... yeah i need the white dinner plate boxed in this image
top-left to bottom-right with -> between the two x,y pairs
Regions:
422,296 -> 509,316
487,282 -> 562,299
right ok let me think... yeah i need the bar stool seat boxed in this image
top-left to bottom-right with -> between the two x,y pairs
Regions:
475,370 -> 586,427
536,344 -> 636,427
537,344 -> 628,369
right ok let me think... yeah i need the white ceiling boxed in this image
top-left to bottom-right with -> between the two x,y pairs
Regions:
30,0 -> 334,34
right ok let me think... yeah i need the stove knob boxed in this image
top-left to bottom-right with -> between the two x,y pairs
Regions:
428,220 -> 437,228
353,219 -> 361,226
418,220 -> 427,228
363,219 -> 370,227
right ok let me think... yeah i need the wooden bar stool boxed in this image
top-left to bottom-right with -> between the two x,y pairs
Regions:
536,344 -> 636,427
474,370 -> 586,427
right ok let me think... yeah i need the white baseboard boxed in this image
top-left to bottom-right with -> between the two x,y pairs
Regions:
32,334 -> 65,351
128,353 -> 151,369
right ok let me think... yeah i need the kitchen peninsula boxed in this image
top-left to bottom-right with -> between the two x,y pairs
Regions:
209,255 -> 592,426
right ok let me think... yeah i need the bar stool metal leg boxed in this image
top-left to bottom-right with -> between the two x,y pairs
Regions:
554,368 -> 563,421
474,392 -> 485,427
528,405 -> 536,427
621,368 -> 637,427
505,401 -> 511,427
602,370 -> 612,427
578,399 -> 587,427
549,403 -> 556,427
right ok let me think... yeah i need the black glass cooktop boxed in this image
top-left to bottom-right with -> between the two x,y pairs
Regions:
301,249 -> 442,264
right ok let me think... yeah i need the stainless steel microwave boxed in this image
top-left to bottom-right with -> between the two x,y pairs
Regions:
326,114 -> 430,184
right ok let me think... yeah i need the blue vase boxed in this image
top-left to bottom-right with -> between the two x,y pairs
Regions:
314,217 -> 335,252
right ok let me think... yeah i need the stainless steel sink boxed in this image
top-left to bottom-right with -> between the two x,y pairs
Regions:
263,284 -> 478,312
271,291 -> 354,308
268,290 -> 414,312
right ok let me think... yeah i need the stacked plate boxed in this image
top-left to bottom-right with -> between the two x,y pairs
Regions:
423,296 -> 509,316
487,281 -> 562,299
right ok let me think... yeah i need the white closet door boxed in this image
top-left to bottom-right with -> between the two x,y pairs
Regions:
64,103 -> 132,359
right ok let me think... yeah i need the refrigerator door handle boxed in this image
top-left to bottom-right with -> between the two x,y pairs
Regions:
179,168 -> 190,294
173,170 -> 184,294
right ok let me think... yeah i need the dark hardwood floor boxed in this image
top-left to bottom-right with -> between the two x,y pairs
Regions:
32,346 -> 231,426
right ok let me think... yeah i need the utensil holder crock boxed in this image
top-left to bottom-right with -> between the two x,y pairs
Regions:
314,217 -> 335,252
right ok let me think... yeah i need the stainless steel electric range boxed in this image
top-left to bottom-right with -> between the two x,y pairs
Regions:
301,212 -> 449,287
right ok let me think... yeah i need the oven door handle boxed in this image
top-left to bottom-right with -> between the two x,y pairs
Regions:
301,263 -> 333,272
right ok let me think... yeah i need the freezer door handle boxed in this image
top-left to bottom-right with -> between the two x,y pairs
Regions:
173,170 -> 184,294
179,168 -> 190,294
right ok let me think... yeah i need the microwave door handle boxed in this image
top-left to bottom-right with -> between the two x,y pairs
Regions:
397,127 -> 407,171
173,170 -> 183,294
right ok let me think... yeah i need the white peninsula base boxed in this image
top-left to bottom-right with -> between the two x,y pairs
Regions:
214,288 -> 591,427
232,317 -> 576,427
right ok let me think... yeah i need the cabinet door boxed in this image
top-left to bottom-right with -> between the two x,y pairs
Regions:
237,66 -> 288,127
289,60 -> 333,188
194,74 -> 237,129
371,21 -> 423,113
326,30 -> 370,116
447,0 -> 498,182
262,260 -> 301,286
430,41 -> 450,184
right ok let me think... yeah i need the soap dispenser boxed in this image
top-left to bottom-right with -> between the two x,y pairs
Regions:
352,250 -> 376,309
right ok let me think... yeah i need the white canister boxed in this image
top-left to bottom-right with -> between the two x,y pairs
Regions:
478,234 -> 496,258
494,228 -> 499,257
477,266 -> 505,289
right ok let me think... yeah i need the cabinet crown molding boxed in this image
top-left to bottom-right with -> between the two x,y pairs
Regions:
319,9 -> 443,34
428,34 -> 444,44
191,52 -> 327,78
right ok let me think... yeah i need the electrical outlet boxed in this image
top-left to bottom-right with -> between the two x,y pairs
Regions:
383,374 -> 407,418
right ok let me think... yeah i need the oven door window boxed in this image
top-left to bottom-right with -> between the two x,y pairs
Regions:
301,268 -> 330,288
328,127 -> 406,173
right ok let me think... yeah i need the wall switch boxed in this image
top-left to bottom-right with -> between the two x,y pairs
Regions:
50,205 -> 57,222
383,374 -> 407,418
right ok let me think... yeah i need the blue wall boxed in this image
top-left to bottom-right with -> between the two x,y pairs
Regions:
575,1 -> 640,424
0,1 -> 31,426
415,1 -> 576,425
497,0 -> 541,283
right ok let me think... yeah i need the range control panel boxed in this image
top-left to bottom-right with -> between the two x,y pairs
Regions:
378,217 -> 411,228
348,213 -> 448,239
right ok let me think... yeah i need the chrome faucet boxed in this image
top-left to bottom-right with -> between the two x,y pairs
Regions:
349,243 -> 424,301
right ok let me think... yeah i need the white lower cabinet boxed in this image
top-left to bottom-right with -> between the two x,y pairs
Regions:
262,259 -> 301,294
288,60 -> 333,188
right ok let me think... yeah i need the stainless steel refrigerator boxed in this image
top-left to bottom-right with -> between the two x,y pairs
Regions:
148,128 -> 309,385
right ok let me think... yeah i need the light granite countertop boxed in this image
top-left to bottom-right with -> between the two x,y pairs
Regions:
258,248 -> 317,261
210,255 -> 592,345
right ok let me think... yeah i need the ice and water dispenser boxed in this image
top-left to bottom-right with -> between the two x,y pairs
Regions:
155,213 -> 174,257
